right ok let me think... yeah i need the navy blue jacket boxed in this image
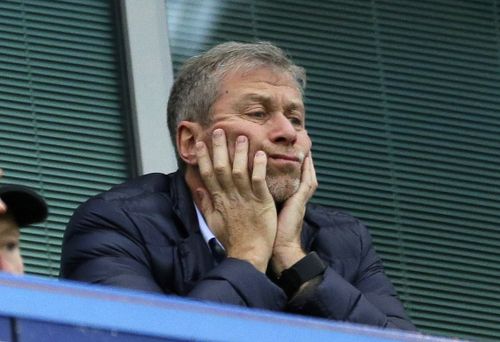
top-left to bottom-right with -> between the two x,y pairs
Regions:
60,171 -> 415,331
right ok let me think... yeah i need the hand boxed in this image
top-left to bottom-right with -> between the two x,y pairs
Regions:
0,169 -> 6,215
195,129 -> 277,272
271,153 -> 318,274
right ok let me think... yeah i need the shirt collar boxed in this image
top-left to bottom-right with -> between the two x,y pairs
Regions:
195,205 -> 226,253
194,204 -> 215,245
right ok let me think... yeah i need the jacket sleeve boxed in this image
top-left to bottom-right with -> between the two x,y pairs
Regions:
60,198 -> 165,293
189,258 -> 287,310
61,197 -> 287,311
287,222 -> 416,331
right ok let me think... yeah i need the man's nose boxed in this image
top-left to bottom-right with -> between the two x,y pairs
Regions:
268,113 -> 298,145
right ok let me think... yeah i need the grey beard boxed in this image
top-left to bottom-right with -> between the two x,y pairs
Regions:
266,173 -> 300,204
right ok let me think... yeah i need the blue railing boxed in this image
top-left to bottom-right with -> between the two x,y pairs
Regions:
0,273 -> 453,341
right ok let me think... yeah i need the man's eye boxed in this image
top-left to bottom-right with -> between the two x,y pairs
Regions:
247,111 -> 266,118
289,117 -> 304,127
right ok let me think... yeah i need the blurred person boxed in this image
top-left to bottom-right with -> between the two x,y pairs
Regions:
61,42 -> 415,330
0,170 -> 48,274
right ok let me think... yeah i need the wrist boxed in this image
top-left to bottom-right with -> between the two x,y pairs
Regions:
227,246 -> 271,273
271,244 -> 305,274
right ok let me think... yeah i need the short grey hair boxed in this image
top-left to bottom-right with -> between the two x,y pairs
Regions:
166,41 -> 306,168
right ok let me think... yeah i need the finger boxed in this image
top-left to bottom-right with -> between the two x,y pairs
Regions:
251,151 -> 271,199
306,153 -> 318,189
0,199 -> 6,215
308,153 -> 318,191
232,135 -> 251,190
297,154 -> 318,201
212,129 -> 233,189
196,140 -> 221,193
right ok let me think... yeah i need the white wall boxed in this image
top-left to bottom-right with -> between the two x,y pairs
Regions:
121,0 -> 177,175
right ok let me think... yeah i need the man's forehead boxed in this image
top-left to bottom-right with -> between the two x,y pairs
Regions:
222,69 -> 302,98
222,66 -> 300,89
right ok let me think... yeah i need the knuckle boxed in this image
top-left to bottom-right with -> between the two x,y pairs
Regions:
252,174 -> 264,183
232,168 -> 245,179
212,193 -> 226,210
227,193 -> 239,204
214,165 -> 226,176
200,169 -> 212,178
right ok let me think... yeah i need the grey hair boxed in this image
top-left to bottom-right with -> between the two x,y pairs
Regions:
166,41 -> 306,168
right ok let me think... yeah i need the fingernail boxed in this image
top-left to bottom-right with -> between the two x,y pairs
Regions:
213,129 -> 223,138
236,135 -> 246,144
195,141 -> 204,151
256,150 -> 266,157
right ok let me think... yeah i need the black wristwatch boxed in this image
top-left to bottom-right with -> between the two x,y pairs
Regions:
277,252 -> 327,298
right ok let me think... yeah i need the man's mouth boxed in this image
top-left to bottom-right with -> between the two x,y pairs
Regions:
268,154 -> 301,163
266,152 -> 305,168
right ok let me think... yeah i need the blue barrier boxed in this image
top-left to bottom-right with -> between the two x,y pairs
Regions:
0,316 -> 11,342
0,273 -> 453,341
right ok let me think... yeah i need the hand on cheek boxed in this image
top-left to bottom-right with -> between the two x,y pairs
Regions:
195,129 -> 277,272
272,153 -> 318,273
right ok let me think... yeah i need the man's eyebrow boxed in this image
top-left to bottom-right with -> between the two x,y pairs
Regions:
233,93 -> 272,111
237,93 -> 304,112
239,93 -> 272,103
286,101 -> 304,113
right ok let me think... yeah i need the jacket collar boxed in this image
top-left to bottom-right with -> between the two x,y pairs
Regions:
168,170 -> 200,237
167,171 -> 216,292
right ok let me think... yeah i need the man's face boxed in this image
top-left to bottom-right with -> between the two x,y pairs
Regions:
0,214 -> 24,275
202,67 -> 311,203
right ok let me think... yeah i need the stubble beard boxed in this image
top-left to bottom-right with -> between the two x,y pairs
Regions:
265,163 -> 302,204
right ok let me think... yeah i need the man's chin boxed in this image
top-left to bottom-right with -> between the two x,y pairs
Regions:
266,175 -> 300,204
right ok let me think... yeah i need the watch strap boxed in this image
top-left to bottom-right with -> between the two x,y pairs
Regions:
277,252 -> 327,298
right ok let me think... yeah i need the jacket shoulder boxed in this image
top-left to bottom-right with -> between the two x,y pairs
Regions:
64,172 -> 182,245
306,203 -> 365,236
94,173 -> 174,204
305,203 -> 373,261
61,172 -> 184,279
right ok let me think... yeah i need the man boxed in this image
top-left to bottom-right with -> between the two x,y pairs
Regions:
0,170 -> 48,274
61,42 -> 415,330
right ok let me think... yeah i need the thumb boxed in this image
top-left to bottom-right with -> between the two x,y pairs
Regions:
196,188 -> 213,216
196,188 -> 224,241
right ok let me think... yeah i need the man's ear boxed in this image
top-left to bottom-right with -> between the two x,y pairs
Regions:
177,121 -> 203,165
